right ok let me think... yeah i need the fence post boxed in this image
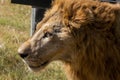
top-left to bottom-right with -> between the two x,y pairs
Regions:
30,7 -> 46,36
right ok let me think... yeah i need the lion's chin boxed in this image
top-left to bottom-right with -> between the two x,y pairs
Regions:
28,61 -> 49,72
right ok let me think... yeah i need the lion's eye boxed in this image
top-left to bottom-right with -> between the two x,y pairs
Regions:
54,28 -> 61,33
53,26 -> 61,33
43,32 -> 53,38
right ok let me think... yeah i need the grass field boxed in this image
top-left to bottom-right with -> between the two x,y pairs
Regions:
0,0 -> 67,80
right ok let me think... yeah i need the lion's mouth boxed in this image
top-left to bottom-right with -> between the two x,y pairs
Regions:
29,61 -> 49,70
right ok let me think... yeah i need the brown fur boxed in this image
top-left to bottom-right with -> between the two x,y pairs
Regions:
18,0 -> 120,80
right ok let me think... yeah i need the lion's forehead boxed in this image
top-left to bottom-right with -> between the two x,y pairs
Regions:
34,0 -> 120,40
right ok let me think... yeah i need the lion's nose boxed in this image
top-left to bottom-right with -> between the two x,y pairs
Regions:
19,53 -> 28,59
18,47 -> 30,59
18,41 -> 31,59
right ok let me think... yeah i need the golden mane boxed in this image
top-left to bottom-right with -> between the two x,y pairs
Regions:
50,0 -> 120,80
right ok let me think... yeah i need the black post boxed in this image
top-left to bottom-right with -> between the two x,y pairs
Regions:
11,0 -> 51,36
30,7 -> 46,36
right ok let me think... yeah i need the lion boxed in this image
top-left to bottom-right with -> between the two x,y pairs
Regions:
18,0 -> 120,80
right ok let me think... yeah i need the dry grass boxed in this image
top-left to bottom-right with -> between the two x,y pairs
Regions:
0,0 -> 66,80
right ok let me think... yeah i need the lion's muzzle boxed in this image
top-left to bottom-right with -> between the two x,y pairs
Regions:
18,41 -> 31,59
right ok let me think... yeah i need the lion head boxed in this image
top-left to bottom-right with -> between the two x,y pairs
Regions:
18,0 -> 120,80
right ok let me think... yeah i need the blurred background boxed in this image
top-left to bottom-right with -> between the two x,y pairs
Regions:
0,0 -> 66,80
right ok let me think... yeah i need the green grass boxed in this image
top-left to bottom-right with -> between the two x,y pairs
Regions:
0,0 -> 67,80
